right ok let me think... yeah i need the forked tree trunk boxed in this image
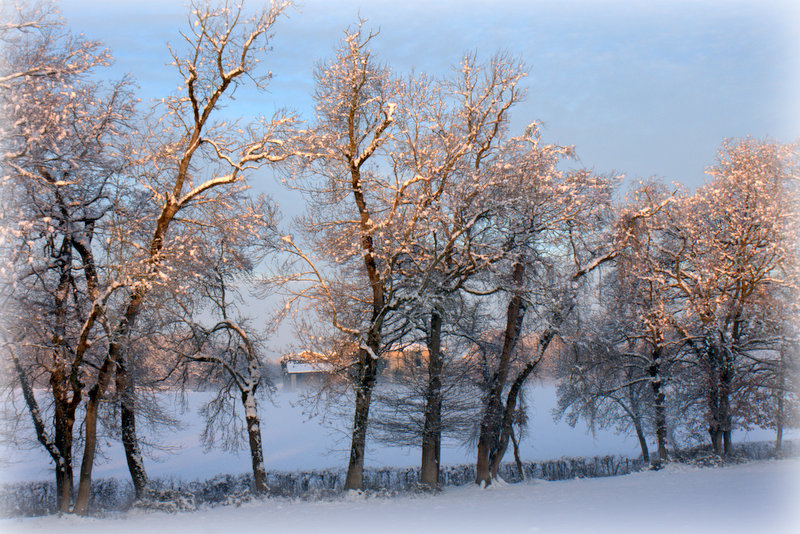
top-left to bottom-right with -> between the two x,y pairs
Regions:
487,303 -> 566,480
476,263 -> 526,487
73,389 -> 101,513
73,351 -> 117,515
117,356 -> 148,499
344,345 -> 379,490
490,361 -> 534,479
490,329 -> 552,479
420,310 -> 443,489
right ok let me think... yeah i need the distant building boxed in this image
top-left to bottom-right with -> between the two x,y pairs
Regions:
381,343 -> 429,379
280,352 -> 336,389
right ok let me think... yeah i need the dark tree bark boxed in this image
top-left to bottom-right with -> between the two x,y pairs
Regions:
344,344 -> 379,490
51,378 -> 78,512
706,343 -> 733,458
633,418 -> 650,463
73,354 -> 116,515
776,345 -> 785,453
490,359 -> 535,480
342,109 -> 389,488
509,425 -> 524,481
420,310 -> 443,489
476,262 -> 526,487
117,356 -> 148,498
11,347 -> 77,513
648,347 -> 668,466
489,322 -> 561,479
705,344 -> 724,456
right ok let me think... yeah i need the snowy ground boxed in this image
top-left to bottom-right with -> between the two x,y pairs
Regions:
1,383 -> 644,484
1,459 -> 798,534
0,382 -> 787,484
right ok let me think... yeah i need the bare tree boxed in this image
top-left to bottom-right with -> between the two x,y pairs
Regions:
661,139 -> 799,456
285,22 -> 534,489
385,51 -> 526,489
472,128 -> 616,486
1,2 -> 134,512
183,260 -> 273,494
556,336 -> 654,462
69,0 -> 295,514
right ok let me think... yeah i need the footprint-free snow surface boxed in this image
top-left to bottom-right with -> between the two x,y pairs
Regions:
2,459 -> 798,533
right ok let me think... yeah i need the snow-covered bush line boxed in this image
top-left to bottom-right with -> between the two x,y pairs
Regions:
0,477 -> 131,517
672,439 -> 796,466
1,440 -> 794,517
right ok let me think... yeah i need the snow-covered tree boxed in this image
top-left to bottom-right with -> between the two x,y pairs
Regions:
283,22 -> 403,490
1,2 -> 135,512
557,182 -> 680,467
285,23 -> 532,489
472,128 -> 616,486
664,139 -> 799,455
0,0 -> 296,514
179,229 -> 277,495
383,51 -> 527,489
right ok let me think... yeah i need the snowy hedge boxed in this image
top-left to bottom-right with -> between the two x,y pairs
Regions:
1,440 -> 794,517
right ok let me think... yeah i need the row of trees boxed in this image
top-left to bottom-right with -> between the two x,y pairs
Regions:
1,0 -> 294,512
557,143 -> 800,466
1,0 -> 797,515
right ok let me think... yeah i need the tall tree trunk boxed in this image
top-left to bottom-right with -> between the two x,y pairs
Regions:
776,345 -> 785,453
12,347 -> 75,513
51,237 -> 76,512
720,353 -> 733,457
73,351 -> 117,515
490,360 -> 533,479
490,339 -> 548,478
344,344 -> 379,490
476,263 -> 526,487
706,345 -> 724,456
74,277 -> 148,513
52,395 -> 76,513
489,308 -> 565,479
509,425 -> 524,481
73,390 -> 100,514
648,347 -> 668,466
633,418 -> 650,464
242,391 -> 268,494
344,154 -> 385,491
117,356 -> 148,498
420,310 -> 443,490
50,377 -> 75,513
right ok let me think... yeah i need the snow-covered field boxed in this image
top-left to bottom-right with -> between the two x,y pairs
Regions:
1,459 -> 798,534
2,383 -> 654,484
2,382 -> 797,532
0,382 -> 787,484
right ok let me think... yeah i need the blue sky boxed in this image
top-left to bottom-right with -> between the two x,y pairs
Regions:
58,0 -> 799,193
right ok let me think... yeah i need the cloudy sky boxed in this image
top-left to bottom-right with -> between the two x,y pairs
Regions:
57,0 -> 799,193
